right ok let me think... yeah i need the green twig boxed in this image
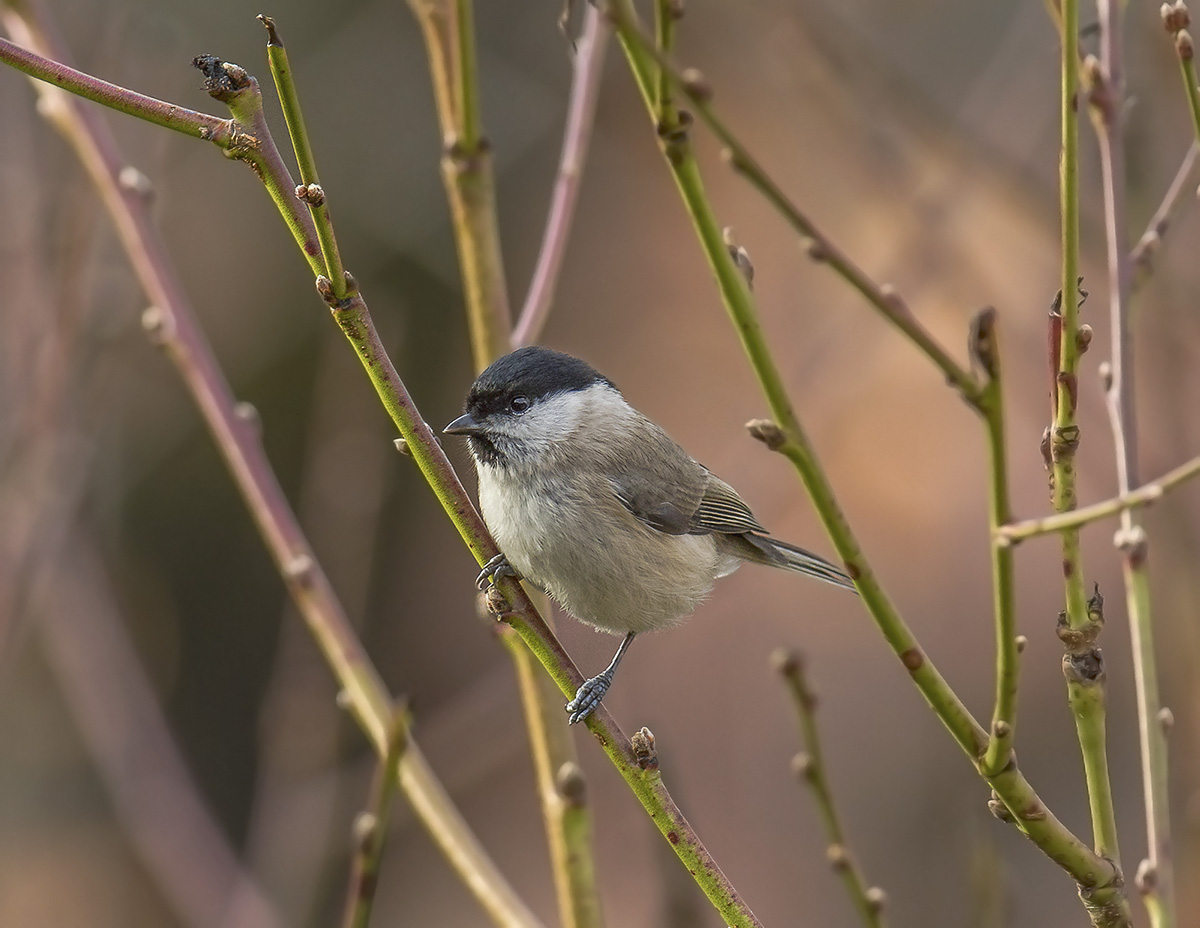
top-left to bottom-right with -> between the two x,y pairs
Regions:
257,15 -> 346,298
1055,0 -> 1123,883
0,13 -> 543,926
774,650 -> 887,928
342,705 -> 410,928
1161,5 -> 1200,147
406,0 -> 511,371
997,453 -> 1200,541
603,3 -> 983,408
607,0 -> 1125,912
970,310 -> 1019,778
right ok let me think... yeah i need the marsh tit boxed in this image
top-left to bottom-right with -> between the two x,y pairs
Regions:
444,346 -> 856,724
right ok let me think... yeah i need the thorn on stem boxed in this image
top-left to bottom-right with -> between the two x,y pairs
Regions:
723,226 -> 755,289
987,795 -> 1015,823
393,438 -> 410,456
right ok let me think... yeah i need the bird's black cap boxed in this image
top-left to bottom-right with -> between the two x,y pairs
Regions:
465,346 -> 614,416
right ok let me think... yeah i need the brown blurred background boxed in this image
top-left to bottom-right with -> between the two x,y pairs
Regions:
2,1 -> 1199,925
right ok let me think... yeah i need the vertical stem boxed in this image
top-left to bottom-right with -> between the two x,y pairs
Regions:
1057,0 -> 1122,870
1096,2 -> 1175,924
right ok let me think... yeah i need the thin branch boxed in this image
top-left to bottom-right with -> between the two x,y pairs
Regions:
774,651 -> 887,928
605,0 -> 1124,912
39,533 -> 285,928
342,706 -> 410,928
600,3 -> 984,408
996,453 -> 1200,541
511,4 -> 609,347
406,0 -> 511,370
1161,5 -> 1200,149
258,15 -> 346,298
1096,2 -> 1176,923
971,310 -> 1020,779
1056,0 -> 1124,888
0,31 -> 229,139
0,13 -> 542,925
1131,141 -> 1199,280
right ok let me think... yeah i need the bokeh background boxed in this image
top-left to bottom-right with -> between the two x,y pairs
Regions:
2,1 -> 1199,926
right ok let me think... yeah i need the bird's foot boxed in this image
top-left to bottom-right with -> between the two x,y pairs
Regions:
565,669 -> 614,725
476,553 -> 521,591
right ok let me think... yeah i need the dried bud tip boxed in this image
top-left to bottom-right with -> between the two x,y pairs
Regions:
746,418 -> 786,451
631,727 -> 658,770
352,812 -> 377,845
1162,1 -> 1191,33
1158,707 -> 1175,731
865,887 -> 888,912
681,67 -> 712,101
555,761 -> 588,805
770,647 -> 801,676
1177,29 -> 1194,60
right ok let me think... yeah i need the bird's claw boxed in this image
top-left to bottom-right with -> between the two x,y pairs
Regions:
565,671 -> 614,725
476,553 -> 521,591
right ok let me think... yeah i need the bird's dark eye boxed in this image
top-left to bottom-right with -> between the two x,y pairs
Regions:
509,395 -> 531,414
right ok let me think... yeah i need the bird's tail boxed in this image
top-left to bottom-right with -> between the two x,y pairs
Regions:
740,534 -> 858,593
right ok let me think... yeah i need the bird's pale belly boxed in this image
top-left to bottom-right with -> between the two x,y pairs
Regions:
479,470 -> 733,635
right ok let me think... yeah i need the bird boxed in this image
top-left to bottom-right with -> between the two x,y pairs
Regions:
444,346 -> 856,723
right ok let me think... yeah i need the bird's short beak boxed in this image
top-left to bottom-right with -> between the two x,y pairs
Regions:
443,413 -> 483,436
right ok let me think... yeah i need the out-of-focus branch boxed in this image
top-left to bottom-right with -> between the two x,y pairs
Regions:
997,454 -> 1200,541
601,2 -> 983,408
605,0 -> 1126,917
341,706 -> 410,928
774,651 -> 886,928
970,310 -> 1020,779
511,4 -> 609,348
38,533 -> 284,928
1131,141 -> 1199,283
0,12 -> 541,926
1093,3 -> 1176,924
405,0 -> 511,370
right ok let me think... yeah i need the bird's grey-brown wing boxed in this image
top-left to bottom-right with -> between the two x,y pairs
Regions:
607,416 -> 766,537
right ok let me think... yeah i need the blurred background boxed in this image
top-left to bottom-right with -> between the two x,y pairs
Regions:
1,1 -> 1198,925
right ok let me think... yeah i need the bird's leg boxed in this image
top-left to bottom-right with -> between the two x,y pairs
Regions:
476,552 -> 521,591
565,631 -> 636,725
